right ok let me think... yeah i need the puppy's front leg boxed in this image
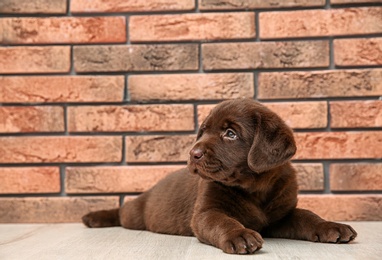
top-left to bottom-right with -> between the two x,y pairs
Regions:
191,210 -> 263,254
190,181 -> 264,254
264,208 -> 357,243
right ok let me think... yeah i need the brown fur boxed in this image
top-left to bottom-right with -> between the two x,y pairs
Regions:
82,99 -> 357,254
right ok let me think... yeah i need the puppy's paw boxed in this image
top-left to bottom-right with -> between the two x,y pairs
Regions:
220,228 -> 264,254
82,212 -> 102,228
312,222 -> 357,243
82,210 -> 119,228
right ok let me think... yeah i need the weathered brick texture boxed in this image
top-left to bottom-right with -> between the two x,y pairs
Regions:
71,0 -> 195,13
66,166 -> 184,193
0,167 -> 60,194
294,164 -> 324,191
334,38 -> 382,67
1,17 -> 126,44
68,105 -> 194,132
294,132 -> 382,159
202,41 -> 329,70
129,73 -> 254,101
0,76 -> 124,103
330,164 -> 382,191
0,0 -> 381,222
129,13 -> 255,42
260,7 -> 382,39
331,0 -> 382,4
258,69 -> 382,99
0,137 -> 122,163
74,44 -> 199,72
0,0 -> 67,14
264,102 -> 328,129
0,46 -> 70,74
199,0 -> 325,10
330,101 -> 382,128
0,106 -> 64,133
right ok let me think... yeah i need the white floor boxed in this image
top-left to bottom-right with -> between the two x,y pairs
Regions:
0,222 -> 381,260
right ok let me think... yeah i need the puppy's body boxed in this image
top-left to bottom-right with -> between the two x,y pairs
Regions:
83,99 -> 357,254
122,168 -> 198,236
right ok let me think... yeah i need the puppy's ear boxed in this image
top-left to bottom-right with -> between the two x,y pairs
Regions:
248,111 -> 296,173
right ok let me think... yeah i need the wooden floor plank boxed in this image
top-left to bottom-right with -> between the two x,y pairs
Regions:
0,222 -> 381,259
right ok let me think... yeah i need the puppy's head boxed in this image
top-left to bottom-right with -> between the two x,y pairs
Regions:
188,99 -> 296,185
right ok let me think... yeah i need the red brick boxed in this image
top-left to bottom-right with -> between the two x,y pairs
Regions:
0,76 -> 124,103
129,13 -> 255,42
71,0 -> 195,13
294,131 -> 382,159
265,102 -> 328,129
198,102 -> 328,129
197,105 -> 214,125
330,163 -> 382,191
128,73 -> 254,101
294,163 -> 324,191
1,17 -> 126,44
0,106 -> 64,133
298,195 -> 382,221
74,44 -> 198,72
66,166 -> 183,193
258,69 -> 382,99
0,0 -> 67,14
68,105 -> 194,132
0,136 -> 122,163
0,197 -> 119,223
199,0 -> 324,10
124,196 -> 138,203
0,46 -> 70,74
330,101 -> 382,128
331,0 -> 382,4
126,135 -> 195,162
260,7 -> 382,39
0,167 -> 60,194
334,38 -> 382,67
202,41 -> 329,70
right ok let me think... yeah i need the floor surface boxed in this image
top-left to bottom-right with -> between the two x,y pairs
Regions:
0,222 -> 381,259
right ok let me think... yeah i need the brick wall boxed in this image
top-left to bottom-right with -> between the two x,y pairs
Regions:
0,0 -> 381,223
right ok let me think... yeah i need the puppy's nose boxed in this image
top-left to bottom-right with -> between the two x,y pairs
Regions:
190,148 -> 204,162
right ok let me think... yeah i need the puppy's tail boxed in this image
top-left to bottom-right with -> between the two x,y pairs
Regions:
82,208 -> 121,228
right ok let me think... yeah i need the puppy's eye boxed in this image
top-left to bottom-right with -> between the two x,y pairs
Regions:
224,129 -> 237,140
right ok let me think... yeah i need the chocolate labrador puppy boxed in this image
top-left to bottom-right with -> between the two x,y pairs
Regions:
82,99 -> 357,254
